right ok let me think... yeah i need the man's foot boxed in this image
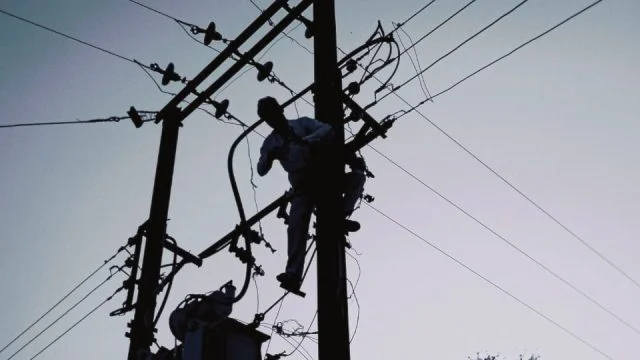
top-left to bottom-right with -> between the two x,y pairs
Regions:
345,219 -> 360,232
276,272 -> 306,297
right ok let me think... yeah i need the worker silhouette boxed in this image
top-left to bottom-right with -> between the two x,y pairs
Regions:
256,96 -> 366,293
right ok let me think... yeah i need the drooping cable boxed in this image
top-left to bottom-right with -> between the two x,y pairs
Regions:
388,0 -> 438,37
284,311 -> 317,358
394,0 -> 477,60
7,266 -> 128,360
394,25 -> 432,101
153,236 -> 179,326
0,9 -> 137,64
378,0 -> 530,104
363,142 -> 640,336
29,285 -> 127,360
263,243 -> 317,355
364,202 -> 613,360
346,279 -> 360,344
0,245 -> 128,355
428,0 -> 605,102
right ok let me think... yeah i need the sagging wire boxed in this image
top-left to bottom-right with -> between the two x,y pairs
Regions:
243,128 -> 265,238
427,0 -> 605,102
260,324 -> 314,360
346,250 -> 362,294
388,0 -> 438,37
7,265 -> 129,360
283,311 -> 317,358
365,203 -> 614,360
153,235 -> 179,326
375,0 -> 531,105
394,24 -> 432,102
259,242 -> 317,356
29,283 -> 128,360
388,0 -> 604,122
129,0 -> 310,113
0,244 -> 130,355
346,279 -> 360,344
252,271 -> 261,313
128,0 -> 225,54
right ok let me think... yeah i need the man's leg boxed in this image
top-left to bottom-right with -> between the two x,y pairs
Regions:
344,171 -> 366,217
284,191 -> 313,281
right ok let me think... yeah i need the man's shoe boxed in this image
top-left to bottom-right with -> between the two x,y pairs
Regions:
345,219 -> 361,232
276,272 -> 306,297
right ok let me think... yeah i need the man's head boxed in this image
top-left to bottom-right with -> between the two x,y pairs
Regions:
257,96 -> 287,130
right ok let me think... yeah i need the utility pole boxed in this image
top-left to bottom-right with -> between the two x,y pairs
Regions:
313,1 -> 351,360
127,111 -> 181,360
125,2 -> 314,359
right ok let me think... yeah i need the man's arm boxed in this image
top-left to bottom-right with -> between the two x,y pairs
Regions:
257,137 -> 276,176
300,117 -> 333,144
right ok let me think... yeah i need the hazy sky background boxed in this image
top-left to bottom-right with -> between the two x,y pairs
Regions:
0,0 -> 638,359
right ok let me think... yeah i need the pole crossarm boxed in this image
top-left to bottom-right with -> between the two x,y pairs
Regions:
155,0 -> 288,121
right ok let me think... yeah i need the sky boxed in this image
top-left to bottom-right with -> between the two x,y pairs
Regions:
0,0 -> 638,359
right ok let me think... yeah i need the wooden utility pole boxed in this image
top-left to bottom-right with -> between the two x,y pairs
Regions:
313,1 -> 351,360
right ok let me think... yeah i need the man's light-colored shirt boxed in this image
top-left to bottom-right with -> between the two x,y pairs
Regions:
257,116 -> 332,176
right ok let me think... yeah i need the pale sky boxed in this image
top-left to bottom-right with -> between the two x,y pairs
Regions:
0,0 -> 638,359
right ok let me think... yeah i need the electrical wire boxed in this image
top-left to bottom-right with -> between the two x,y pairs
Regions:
364,142 -> 640,336
7,266 -> 128,360
0,9 -> 137,64
364,202 -> 613,360
378,0 -> 531,104
285,311 -> 317,358
371,1 -> 635,297
338,1 -> 632,327
388,0 -> 438,36
346,279 -> 360,344
346,250 -> 362,295
0,245 -> 128,355
129,0 -> 224,54
260,324 -> 314,360
264,243 -> 317,354
127,0 -> 313,118
394,0 -> 477,60
428,0 -> 605,103
247,0 -> 313,55
29,285 -> 126,360
153,236 -> 179,326
0,115 -> 155,129
394,25 -> 432,101
253,273 -> 261,313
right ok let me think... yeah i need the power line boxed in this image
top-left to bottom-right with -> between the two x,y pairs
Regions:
346,279 -> 360,344
0,9 -> 137,65
285,311 -> 317,358
428,0 -> 605,102
0,115 -> 156,129
30,285 -> 126,360
394,26 -> 432,101
380,0 -> 532,105
380,1 -> 636,293
0,246 -> 128,355
394,0 -> 477,59
364,142 -> 640,336
389,0 -> 438,35
364,202 -> 613,360
7,267 -> 127,360
246,0 -> 313,55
